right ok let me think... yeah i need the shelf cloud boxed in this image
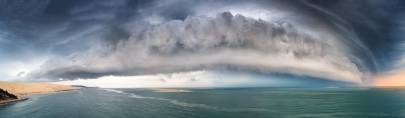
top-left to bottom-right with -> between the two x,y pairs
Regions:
1,0 -> 404,86
30,11 -> 364,83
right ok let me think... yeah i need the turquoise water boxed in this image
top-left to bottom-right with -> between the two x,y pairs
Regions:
1,88 -> 405,118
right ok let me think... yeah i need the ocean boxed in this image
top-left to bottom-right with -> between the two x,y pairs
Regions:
1,88 -> 405,118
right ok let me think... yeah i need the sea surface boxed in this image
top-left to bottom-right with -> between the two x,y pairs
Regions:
1,88 -> 405,118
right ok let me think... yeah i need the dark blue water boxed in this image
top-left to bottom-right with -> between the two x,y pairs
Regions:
1,88 -> 405,118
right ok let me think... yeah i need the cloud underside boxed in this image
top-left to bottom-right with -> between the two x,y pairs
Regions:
55,70 -> 354,88
29,12 -> 363,83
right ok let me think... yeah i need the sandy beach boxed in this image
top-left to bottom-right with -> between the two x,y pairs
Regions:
0,81 -> 78,96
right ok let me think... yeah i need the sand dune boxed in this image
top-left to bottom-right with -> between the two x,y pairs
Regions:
0,81 -> 78,96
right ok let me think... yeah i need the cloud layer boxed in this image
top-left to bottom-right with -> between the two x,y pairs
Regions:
55,70 -> 353,88
30,11 -> 364,83
1,0 -> 404,86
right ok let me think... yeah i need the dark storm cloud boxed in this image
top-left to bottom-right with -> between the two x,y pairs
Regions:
0,0 -> 157,80
29,8 -> 365,82
0,0 -> 156,57
30,12 -> 361,81
303,0 -> 405,72
1,0 -> 404,83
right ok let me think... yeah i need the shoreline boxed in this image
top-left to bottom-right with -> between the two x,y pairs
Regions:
15,88 -> 80,96
0,88 -> 79,106
0,98 -> 28,105
0,81 -> 79,105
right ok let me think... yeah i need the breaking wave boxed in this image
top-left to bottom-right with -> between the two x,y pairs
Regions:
103,89 -> 268,112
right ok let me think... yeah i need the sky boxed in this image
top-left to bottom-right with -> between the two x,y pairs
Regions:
0,0 -> 405,88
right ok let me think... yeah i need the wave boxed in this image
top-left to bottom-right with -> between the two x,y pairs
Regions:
102,89 -> 267,112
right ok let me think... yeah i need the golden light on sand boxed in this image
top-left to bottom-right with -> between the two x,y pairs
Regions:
372,71 -> 405,87
0,81 -> 78,96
